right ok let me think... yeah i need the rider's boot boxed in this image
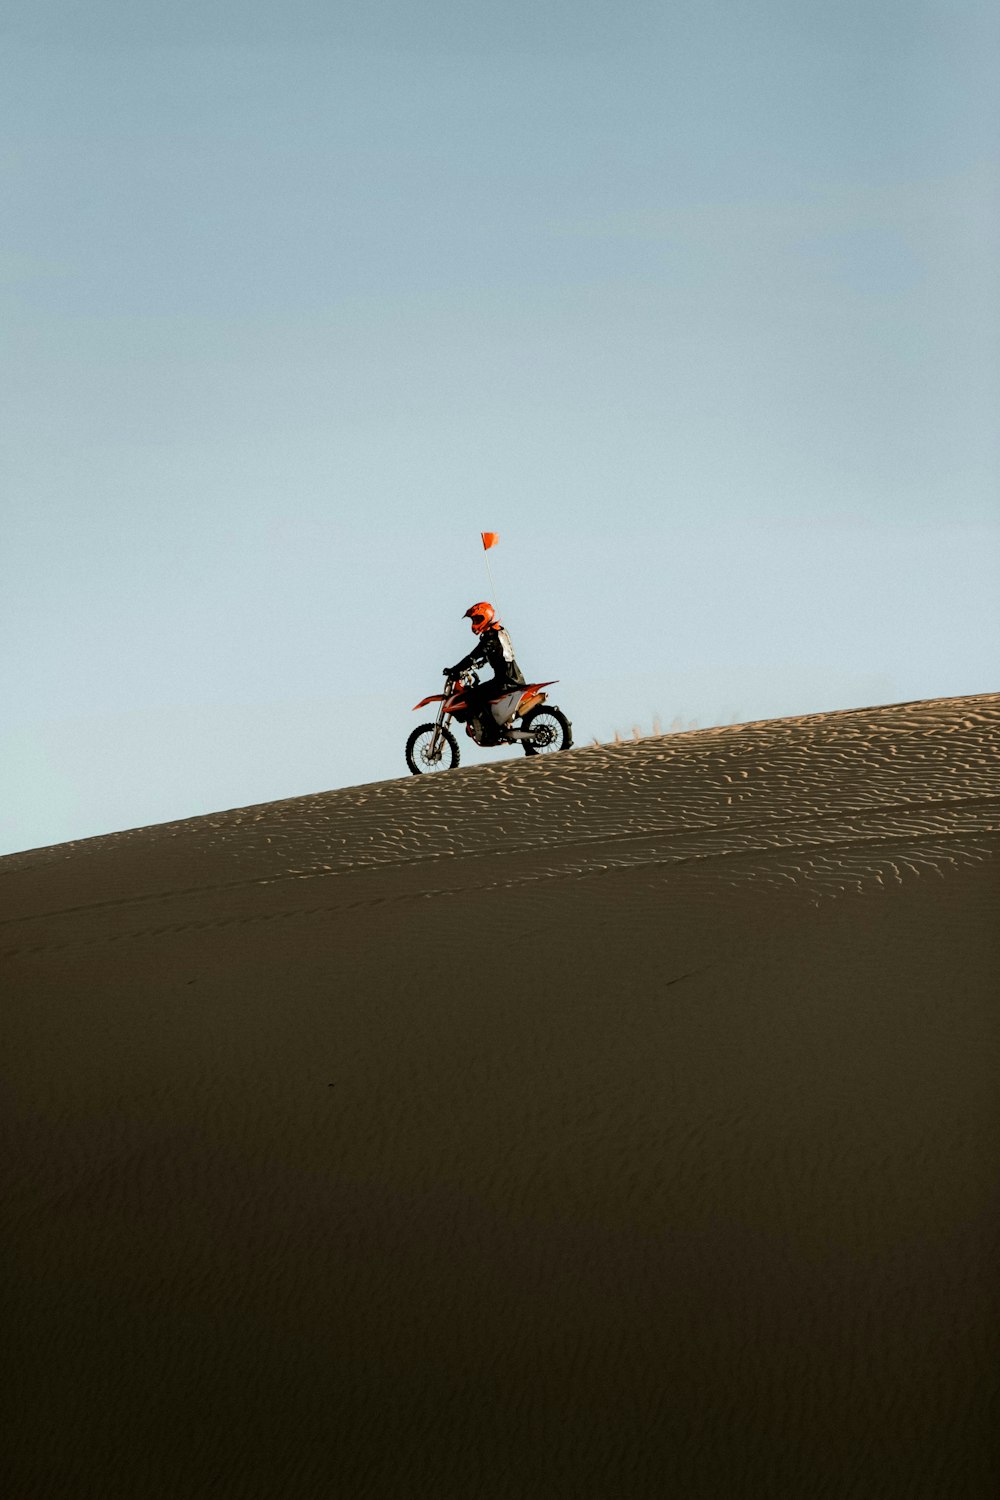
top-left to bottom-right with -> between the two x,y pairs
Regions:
478,708 -> 499,746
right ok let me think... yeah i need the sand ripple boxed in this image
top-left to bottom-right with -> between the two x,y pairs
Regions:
2,695 -> 997,953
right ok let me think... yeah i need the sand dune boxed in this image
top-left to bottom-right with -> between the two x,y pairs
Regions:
2,694 -> 998,1497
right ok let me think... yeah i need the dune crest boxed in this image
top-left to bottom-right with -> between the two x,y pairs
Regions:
2,694 -> 997,950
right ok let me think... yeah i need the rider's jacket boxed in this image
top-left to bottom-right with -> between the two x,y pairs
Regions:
450,623 -> 525,688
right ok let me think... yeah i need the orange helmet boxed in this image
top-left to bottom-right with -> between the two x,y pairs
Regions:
464,601 -> 495,635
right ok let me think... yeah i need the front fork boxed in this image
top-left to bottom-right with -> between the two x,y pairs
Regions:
429,687 -> 452,761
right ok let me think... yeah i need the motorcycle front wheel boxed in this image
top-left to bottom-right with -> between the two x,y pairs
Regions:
521,705 -> 573,756
406,723 -> 460,774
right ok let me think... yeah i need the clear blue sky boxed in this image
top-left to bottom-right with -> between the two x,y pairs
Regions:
3,1 -> 998,854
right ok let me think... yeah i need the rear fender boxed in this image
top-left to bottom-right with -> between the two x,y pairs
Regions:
517,691 -> 546,717
516,681 -> 557,717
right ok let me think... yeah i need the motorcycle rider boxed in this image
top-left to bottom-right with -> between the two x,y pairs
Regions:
444,602 -> 525,745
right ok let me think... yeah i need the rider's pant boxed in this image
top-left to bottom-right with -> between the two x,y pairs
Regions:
465,680 -> 507,742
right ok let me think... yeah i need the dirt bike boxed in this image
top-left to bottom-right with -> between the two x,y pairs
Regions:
406,670 -> 573,774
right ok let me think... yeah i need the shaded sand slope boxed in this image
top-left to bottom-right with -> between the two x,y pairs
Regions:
2,694 -> 998,1497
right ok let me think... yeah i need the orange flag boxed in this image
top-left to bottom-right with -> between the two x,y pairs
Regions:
481,531 -> 499,550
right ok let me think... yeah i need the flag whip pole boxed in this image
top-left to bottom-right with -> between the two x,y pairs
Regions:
481,531 -> 503,619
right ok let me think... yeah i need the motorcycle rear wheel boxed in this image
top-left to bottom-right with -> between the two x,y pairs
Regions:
521,705 -> 573,756
406,723 -> 459,774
